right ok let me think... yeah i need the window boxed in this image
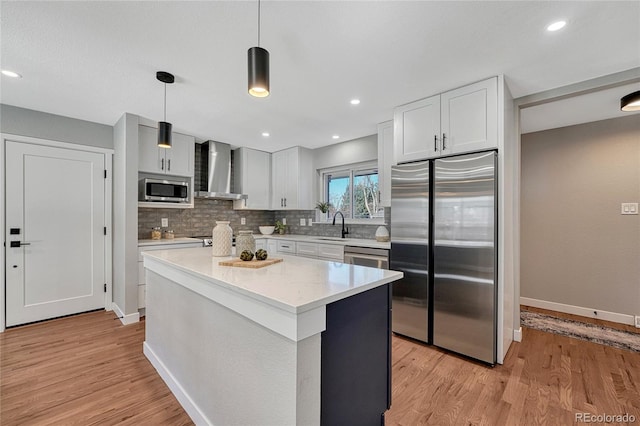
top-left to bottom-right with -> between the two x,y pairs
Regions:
322,162 -> 384,220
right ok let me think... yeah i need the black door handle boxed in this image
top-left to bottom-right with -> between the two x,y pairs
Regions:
10,241 -> 31,248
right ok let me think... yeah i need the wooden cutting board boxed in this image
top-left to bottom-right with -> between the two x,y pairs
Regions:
218,257 -> 283,268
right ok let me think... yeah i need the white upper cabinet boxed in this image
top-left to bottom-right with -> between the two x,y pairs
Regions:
271,147 -> 313,210
377,120 -> 394,208
138,125 -> 195,177
394,94 -> 441,163
441,77 -> 498,156
233,147 -> 271,210
394,77 -> 498,162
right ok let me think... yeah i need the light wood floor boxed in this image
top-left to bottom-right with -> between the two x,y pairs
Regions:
2,310 -> 639,425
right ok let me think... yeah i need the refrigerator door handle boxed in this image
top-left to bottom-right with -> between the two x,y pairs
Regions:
434,134 -> 438,152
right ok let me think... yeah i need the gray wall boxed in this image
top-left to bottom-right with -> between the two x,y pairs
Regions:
113,113 -> 140,317
1,104 -> 113,149
313,134 -> 377,170
520,115 -> 639,315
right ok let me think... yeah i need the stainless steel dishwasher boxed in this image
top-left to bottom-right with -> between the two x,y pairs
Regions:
344,246 -> 389,269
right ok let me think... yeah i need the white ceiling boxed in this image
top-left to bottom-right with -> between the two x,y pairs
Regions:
1,1 -> 639,152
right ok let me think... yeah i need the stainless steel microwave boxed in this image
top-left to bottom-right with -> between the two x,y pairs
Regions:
139,178 -> 190,203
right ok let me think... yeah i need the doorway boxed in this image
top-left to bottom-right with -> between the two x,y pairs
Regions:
4,137 -> 112,327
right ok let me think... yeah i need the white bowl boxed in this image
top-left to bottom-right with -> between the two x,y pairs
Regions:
259,226 -> 275,235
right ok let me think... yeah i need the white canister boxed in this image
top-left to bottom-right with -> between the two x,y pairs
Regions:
212,221 -> 233,257
236,230 -> 256,255
375,225 -> 390,242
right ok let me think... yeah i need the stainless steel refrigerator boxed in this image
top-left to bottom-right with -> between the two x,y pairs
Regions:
390,150 -> 497,364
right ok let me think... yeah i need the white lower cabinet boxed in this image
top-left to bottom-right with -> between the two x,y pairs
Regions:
296,242 -> 319,258
317,243 -> 344,261
137,241 -> 202,310
255,239 -> 267,251
276,240 -> 296,254
262,238 -> 345,261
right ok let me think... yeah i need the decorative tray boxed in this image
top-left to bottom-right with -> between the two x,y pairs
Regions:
218,258 -> 283,268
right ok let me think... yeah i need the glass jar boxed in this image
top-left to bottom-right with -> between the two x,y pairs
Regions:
163,229 -> 175,239
211,221 -> 232,257
151,227 -> 161,240
236,230 -> 256,255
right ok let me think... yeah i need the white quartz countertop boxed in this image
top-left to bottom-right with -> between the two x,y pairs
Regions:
138,237 -> 203,247
142,247 -> 402,314
254,234 -> 390,249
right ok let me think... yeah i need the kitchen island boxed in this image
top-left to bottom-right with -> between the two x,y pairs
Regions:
142,247 -> 403,426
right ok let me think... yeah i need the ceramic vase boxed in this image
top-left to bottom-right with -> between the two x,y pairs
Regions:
236,230 -> 256,255
375,225 -> 390,242
212,221 -> 233,257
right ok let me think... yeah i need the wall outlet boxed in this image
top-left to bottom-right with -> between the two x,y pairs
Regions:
161,218 -> 168,227
299,218 -> 306,226
282,218 -> 286,225
240,217 -> 246,225
635,315 -> 640,328
308,218 -> 313,226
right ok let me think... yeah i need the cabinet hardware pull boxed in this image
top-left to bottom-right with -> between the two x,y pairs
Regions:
442,133 -> 447,150
281,198 -> 283,207
161,158 -> 165,170
284,198 -> 287,207
434,135 -> 438,151
167,159 -> 171,171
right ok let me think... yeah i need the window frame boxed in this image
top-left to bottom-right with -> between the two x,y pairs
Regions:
319,160 -> 385,223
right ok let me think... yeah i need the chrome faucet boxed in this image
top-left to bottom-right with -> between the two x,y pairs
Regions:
332,211 -> 349,238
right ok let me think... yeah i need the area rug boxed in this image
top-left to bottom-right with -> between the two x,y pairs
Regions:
520,310 -> 640,353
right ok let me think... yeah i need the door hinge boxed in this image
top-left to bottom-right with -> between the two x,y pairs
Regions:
104,169 -> 107,178
104,227 -> 107,235
104,283 -> 107,293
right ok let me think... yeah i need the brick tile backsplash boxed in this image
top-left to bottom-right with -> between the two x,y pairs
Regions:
139,202 -> 390,240
138,198 -> 275,239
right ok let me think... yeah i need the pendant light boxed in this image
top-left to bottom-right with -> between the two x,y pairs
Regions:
248,0 -> 269,97
620,90 -> 640,111
156,71 -> 175,148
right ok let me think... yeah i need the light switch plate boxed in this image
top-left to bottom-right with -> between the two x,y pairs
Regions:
282,218 -> 287,225
308,218 -> 313,226
161,218 -> 168,227
621,203 -> 638,215
240,217 -> 246,225
299,218 -> 306,226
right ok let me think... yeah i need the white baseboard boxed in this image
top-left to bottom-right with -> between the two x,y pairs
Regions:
513,327 -> 522,342
520,297 -> 635,326
143,342 -> 210,426
111,303 -> 140,326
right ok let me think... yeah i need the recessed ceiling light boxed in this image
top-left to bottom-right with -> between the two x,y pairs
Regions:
262,132 -> 270,137
332,135 -> 340,139
547,21 -> 566,32
1,69 -> 22,78
350,99 -> 360,105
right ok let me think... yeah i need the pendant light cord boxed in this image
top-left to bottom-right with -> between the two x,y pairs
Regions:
163,82 -> 167,121
257,0 -> 261,47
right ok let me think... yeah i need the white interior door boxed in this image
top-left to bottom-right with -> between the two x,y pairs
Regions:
5,141 -> 106,326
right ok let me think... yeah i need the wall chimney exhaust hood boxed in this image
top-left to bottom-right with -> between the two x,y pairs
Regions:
195,141 -> 248,200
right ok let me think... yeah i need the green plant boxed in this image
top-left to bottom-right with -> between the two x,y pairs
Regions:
315,201 -> 332,213
274,220 -> 286,234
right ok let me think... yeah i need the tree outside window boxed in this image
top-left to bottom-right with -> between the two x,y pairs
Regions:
324,164 -> 383,220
